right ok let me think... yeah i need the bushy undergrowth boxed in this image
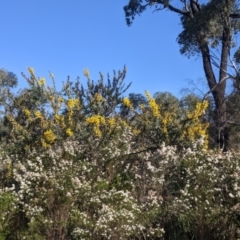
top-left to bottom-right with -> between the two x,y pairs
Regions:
1,135 -> 240,239
1,68 -> 240,239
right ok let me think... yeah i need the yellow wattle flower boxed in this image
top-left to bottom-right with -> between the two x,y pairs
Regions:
85,115 -> 105,125
144,91 -> 160,117
23,108 -> 31,118
187,100 -> 209,119
66,128 -> 74,137
39,78 -> 45,86
58,97 -> 64,103
86,115 -> 106,137
132,128 -> 141,135
184,100 -> 209,149
145,91 -> 151,99
83,68 -> 90,77
43,129 -> 56,143
28,67 -> 35,75
34,110 -> 42,118
139,104 -> 145,110
107,117 -> 116,128
94,93 -> 104,102
149,99 -> 160,117
67,99 -> 79,110
41,138 -> 49,148
54,114 -> 65,126
123,97 -> 133,109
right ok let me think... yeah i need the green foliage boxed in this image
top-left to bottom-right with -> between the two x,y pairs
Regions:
0,191 -> 18,239
120,92 -> 147,117
1,67 -> 240,240
1,67 -> 131,154
177,0 -> 240,57
121,91 -> 209,150
180,94 -> 201,111
164,146 -> 240,239
0,69 -> 18,142
0,69 -> 17,107
123,0 -> 240,151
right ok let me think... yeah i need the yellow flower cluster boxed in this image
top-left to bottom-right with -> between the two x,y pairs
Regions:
132,128 -> 141,135
186,124 -> 209,139
23,108 -> 31,118
41,139 -> 49,148
94,93 -> 104,102
86,115 -> 105,125
43,129 -> 56,144
34,110 -> 42,118
66,128 -> 74,137
107,117 -> 116,128
83,68 -> 90,77
139,104 -> 145,111
184,100 -> 209,149
28,67 -> 35,75
149,99 -> 160,117
67,99 -> 79,110
54,114 -> 65,127
145,91 -> 160,118
187,100 -> 208,119
58,97 -> 64,103
86,115 -> 106,137
123,97 -> 133,109
38,78 -> 45,86
161,112 -> 174,135
185,123 -> 209,149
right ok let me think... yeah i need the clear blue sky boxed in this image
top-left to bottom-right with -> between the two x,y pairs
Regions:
0,0 -> 207,97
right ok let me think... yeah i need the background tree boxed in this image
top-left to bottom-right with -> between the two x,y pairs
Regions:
124,0 -> 240,151
120,92 -> 147,117
1,67 -> 235,239
121,90 -> 209,150
0,69 -> 17,142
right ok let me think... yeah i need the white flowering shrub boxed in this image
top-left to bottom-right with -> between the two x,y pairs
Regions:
1,132 -> 240,239
0,127 -> 165,239
1,68 -> 240,239
0,191 -> 18,240
162,143 -> 240,239
1,129 -> 240,239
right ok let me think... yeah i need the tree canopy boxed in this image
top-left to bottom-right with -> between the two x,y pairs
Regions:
124,0 -> 240,151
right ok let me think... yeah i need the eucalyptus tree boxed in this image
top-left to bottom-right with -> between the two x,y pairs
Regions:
0,69 -> 17,141
124,0 -> 240,151
0,69 -> 17,114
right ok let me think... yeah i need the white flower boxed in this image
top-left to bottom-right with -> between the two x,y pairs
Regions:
229,193 -> 235,198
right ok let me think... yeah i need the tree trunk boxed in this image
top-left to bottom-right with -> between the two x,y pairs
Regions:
199,35 -> 228,151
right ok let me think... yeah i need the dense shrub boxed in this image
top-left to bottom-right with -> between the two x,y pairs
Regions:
1,68 -> 239,239
2,136 -> 240,239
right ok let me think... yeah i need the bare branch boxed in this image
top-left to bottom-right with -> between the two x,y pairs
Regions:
211,55 -> 235,79
227,121 -> 240,125
167,3 -> 190,17
230,13 -> 240,18
153,4 -> 165,13
180,0 -> 190,12
228,50 -> 239,74
153,0 -> 191,17
202,76 -> 230,100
